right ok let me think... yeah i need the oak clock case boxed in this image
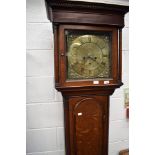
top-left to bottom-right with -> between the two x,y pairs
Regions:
45,1 -> 129,155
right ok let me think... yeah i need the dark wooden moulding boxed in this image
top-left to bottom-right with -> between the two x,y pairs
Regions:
45,1 -> 129,155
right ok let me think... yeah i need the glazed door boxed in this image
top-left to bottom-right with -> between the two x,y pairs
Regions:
68,96 -> 109,155
58,25 -> 119,88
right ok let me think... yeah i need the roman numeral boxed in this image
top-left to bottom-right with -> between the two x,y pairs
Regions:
88,36 -> 91,42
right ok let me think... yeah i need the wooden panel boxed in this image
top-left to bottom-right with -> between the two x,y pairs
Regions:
67,96 -> 109,155
75,99 -> 103,155
52,11 -> 124,27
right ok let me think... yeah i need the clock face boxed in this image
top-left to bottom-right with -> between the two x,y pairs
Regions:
66,31 -> 112,80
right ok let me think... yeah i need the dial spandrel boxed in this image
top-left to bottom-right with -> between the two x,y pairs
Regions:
66,31 -> 112,80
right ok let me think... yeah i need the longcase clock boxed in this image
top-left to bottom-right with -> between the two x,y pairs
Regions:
45,1 -> 129,155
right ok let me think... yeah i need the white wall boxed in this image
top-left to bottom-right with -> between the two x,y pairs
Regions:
26,0 -> 129,155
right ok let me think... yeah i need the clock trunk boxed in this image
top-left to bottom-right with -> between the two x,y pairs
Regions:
64,95 -> 109,155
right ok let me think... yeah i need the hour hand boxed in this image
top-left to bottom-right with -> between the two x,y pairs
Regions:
84,56 -> 97,61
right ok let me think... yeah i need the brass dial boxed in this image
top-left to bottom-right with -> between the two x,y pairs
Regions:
67,34 -> 111,79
